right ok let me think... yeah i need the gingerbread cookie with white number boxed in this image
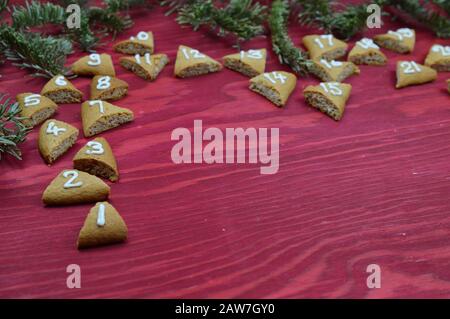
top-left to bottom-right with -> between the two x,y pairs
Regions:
42,169 -> 110,206
77,202 -> 128,249
396,61 -> 437,89
223,49 -> 267,77
309,59 -> 360,82
114,31 -> 154,55
41,75 -> 83,104
374,28 -> 415,54
71,53 -> 116,77
120,53 -> 169,81
302,34 -> 348,60
16,93 -> 58,127
348,38 -> 387,66
303,82 -> 352,121
38,119 -> 79,164
447,79 -> 450,94
249,71 -> 297,107
81,100 -> 134,137
174,45 -> 222,78
73,137 -> 119,182
424,44 -> 450,72
90,76 -> 128,101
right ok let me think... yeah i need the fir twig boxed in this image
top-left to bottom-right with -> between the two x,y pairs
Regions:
269,0 -> 310,76
168,0 -> 267,46
432,0 -> 450,15
0,94 -> 30,161
0,0 -> 8,14
0,25 -> 72,78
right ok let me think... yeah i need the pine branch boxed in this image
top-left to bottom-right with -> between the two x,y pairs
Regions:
0,25 -> 73,78
0,0 -> 8,13
269,0 -> 310,76
12,1 -> 66,30
389,0 -> 450,38
432,0 -> 450,15
0,94 -> 30,161
168,0 -> 267,45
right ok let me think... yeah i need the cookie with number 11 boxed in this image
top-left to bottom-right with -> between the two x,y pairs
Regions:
120,53 -> 169,81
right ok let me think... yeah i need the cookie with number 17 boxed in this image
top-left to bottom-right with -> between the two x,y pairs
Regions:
302,34 -> 348,61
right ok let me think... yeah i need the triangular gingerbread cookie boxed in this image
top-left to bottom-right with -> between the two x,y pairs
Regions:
302,34 -> 348,60
374,28 -> 415,54
42,169 -> 110,206
308,59 -> 360,82
40,75 -> 83,104
249,71 -> 297,107
303,82 -> 352,121
424,44 -> 450,72
447,79 -> 450,94
348,38 -> 387,66
73,137 -> 119,182
77,202 -> 128,249
90,75 -> 128,101
114,31 -> 154,55
396,61 -> 437,89
223,49 -> 267,77
71,53 -> 116,77
38,119 -> 78,164
120,53 -> 169,81
81,100 -> 134,137
174,45 -> 222,78
16,93 -> 58,127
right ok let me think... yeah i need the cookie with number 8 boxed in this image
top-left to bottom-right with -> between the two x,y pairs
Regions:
73,137 -> 119,182
38,119 -> 78,164
396,61 -> 437,89
42,169 -> 110,206
71,53 -> 116,77
90,76 -> 129,101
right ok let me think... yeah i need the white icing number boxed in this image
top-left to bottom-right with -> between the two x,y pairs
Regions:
388,28 -> 413,41
88,53 -> 101,66
314,34 -> 334,49
86,141 -> 104,155
264,72 -> 287,84
96,76 -> 111,90
24,94 -> 41,107
130,31 -> 149,41
89,100 -> 104,113
54,76 -> 67,86
320,82 -> 342,96
240,49 -> 263,60
46,121 -> 66,136
432,45 -> 450,57
320,59 -> 343,69
63,170 -> 83,189
400,61 -> 421,74
357,38 -> 379,50
96,203 -> 106,227
181,48 -> 205,60
134,53 -> 152,65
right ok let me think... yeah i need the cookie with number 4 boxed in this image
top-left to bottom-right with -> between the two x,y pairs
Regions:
73,137 -> 119,182
42,169 -> 110,206
396,61 -> 437,89
38,119 -> 78,164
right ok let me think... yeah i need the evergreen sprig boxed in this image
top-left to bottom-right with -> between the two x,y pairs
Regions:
269,0 -> 310,76
0,25 -> 72,78
168,0 -> 267,45
0,0 -> 8,13
0,94 -> 30,161
433,0 -> 450,15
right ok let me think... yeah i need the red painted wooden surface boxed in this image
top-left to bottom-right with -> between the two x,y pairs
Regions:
1,2 -> 450,299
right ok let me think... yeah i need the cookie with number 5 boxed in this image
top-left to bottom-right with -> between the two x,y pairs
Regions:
38,119 -> 78,164
73,137 -> 119,182
42,169 -> 110,206
71,53 -> 116,77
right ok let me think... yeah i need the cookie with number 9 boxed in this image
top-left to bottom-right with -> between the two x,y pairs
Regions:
71,53 -> 116,77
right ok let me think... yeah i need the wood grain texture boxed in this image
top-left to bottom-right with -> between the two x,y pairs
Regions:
1,1 -> 450,298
